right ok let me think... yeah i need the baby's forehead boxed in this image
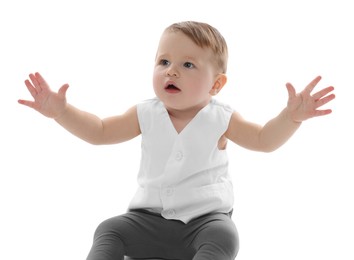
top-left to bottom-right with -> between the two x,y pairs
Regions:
155,31 -> 219,69
157,31 -> 209,52
159,30 -> 190,42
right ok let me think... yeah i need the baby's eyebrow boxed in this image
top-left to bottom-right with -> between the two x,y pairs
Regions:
183,56 -> 199,65
155,53 -> 198,64
156,53 -> 168,59
184,56 -> 195,60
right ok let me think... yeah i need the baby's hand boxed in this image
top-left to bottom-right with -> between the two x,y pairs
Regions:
285,76 -> 335,123
18,72 -> 69,119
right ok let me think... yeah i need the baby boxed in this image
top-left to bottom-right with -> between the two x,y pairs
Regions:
19,21 -> 335,260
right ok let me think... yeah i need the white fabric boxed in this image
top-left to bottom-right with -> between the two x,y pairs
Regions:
128,97 -> 234,223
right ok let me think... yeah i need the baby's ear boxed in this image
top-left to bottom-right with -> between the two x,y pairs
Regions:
210,74 -> 227,96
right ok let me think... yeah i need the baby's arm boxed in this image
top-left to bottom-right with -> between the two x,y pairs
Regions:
55,104 -> 140,144
18,72 -> 141,145
226,76 -> 335,152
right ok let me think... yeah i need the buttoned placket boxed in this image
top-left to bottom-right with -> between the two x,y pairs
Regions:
160,139 -> 185,218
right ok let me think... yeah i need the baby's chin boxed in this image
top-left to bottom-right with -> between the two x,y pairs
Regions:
163,99 -> 212,114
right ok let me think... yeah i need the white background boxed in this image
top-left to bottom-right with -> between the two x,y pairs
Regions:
1,0 -> 353,259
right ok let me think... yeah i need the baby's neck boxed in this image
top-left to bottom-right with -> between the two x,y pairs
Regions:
167,109 -> 196,134
166,101 -> 210,134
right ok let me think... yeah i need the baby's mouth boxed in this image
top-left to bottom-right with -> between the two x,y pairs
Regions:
165,84 -> 181,93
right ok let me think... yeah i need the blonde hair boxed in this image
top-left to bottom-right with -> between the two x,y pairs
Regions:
165,21 -> 228,73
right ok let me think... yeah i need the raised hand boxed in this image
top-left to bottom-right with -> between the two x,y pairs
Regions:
18,72 -> 69,119
285,76 -> 335,123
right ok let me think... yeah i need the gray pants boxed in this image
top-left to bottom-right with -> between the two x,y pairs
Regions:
86,209 -> 239,260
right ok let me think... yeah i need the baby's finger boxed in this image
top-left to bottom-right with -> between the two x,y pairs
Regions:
304,75 -> 322,95
315,92 -> 335,109
35,72 -> 50,91
285,82 -> 296,99
313,108 -> 333,117
312,86 -> 335,101
18,99 -> 36,109
24,79 -> 38,98
29,73 -> 42,92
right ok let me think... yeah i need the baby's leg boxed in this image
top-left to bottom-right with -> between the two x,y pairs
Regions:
86,210 -> 177,260
86,211 -> 159,260
86,215 -> 127,260
192,213 -> 239,260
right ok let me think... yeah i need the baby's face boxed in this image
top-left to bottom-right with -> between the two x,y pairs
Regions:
153,31 -> 219,112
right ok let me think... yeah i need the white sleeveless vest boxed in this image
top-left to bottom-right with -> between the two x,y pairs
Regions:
129,98 -> 234,223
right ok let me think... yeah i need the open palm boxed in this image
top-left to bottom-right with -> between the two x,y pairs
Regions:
286,76 -> 335,123
18,72 -> 69,119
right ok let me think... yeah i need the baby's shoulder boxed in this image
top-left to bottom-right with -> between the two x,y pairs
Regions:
210,98 -> 234,114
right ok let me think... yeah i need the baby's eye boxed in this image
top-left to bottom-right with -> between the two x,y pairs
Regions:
159,59 -> 170,66
183,62 -> 194,69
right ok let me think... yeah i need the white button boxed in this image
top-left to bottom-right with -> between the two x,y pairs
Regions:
166,209 -> 175,217
165,188 -> 174,196
175,151 -> 183,161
